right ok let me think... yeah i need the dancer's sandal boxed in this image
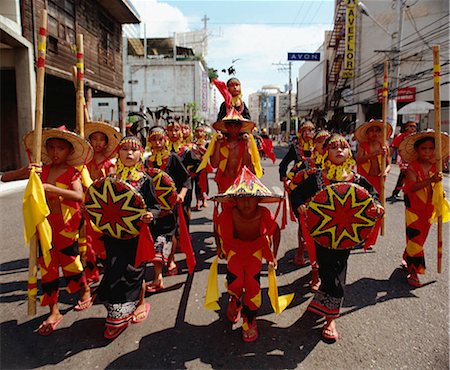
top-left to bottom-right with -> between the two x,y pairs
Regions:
407,273 -> 422,288
309,280 -> 321,293
145,282 -> 164,293
36,316 -> 63,336
104,316 -> 132,339
74,293 -> 96,311
242,318 -> 258,342
167,264 -> 178,276
321,322 -> 338,342
132,303 -> 150,324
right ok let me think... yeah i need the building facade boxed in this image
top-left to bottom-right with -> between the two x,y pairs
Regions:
93,33 -> 216,125
296,0 -> 449,133
0,0 -> 140,171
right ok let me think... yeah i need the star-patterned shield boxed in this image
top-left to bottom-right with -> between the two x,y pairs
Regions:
84,177 -> 147,240
145,168 -> 178,217
306,183 -> 380,249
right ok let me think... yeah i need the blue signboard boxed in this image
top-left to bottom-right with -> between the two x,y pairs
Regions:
288,52 -> 320,61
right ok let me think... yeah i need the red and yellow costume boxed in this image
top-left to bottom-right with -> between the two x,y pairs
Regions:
217,206 -> 276,317
39,165 -> 87,306
356,141 -> 388,195
402,160 -> 436,274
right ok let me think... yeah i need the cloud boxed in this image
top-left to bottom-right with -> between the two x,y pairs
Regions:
132,0 -> 190,37
208,24 -> 330,98
129,1 -> 330,100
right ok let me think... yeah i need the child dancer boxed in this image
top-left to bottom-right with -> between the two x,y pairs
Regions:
213,166 -> 281,342
145,126 -> 190,289
22,127 -> 95,335
96,136 -> 160,339
398,131 -> 449,287
279,121 -> 315,266
291,134 -> 383,342
83,122 -> 122,283
287,130 -> 331,292
355,119 -> 392,195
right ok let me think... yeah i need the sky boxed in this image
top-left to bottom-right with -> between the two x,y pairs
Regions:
130,0 -> 335,101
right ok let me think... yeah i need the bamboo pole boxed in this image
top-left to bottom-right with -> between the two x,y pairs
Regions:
71,66 -> 90,123
432,45 -> 443,273
380,60 -> 389,236
28,9 -> 48,316
76,34 -> 85,137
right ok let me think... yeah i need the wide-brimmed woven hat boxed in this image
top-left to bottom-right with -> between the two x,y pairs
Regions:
210,166 -> 283,203
212,110 -> 256,133
354,120 -> 393,143
85,121 -> 122,159
23,126 -> 93,166
398,130 -> 449,163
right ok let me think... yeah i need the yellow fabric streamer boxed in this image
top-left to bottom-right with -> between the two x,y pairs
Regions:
23,167 -> 52,267
197,133 -> 219,173
430,182 -> 450,223
268,264 -> 294,314
248,134 -> 263,178
204,256 -> 220,310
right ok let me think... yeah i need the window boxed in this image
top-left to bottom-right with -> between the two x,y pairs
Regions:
127,102 -> 138,106
47,0 -> 75,46
98,102 -> 109,107
99,12 -> 115,68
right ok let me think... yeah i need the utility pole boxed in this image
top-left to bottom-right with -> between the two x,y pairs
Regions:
390,0 -> 405,101
288,61 -> 292,142
201,14 -> 209,30
273,61 -> 293,141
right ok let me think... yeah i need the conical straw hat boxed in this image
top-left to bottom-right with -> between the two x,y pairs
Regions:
23,126 -> 93,166
398,130 -> 449,163
210,166 -> 283,203
85,121 -> 122,159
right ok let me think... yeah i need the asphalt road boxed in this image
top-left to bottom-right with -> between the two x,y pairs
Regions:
0,147 -> 449,370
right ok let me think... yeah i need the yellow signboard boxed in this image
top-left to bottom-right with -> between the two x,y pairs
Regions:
342,0 -> 357,79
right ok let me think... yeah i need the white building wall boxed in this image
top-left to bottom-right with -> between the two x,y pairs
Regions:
296,43 -> 327,116
354,0 -> 449,106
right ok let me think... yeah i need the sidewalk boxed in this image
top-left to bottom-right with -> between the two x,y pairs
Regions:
0,178 -> 27,197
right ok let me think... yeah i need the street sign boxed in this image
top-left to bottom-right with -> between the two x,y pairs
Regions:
377,87 -> 416,103
287,52 -> 320,61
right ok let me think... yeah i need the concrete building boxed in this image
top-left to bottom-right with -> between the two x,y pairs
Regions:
296,0 -> 449,133
0,0 -> 140,171
248,86 -> 296,134
92,32 -> 216,125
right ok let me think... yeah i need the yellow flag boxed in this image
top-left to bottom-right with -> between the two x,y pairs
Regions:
268,264 -> 294,314
197,133 -> 218,173
248,134 -> 263,178
80,165 -> 93,189
22,167 -> 52,267
430,182 -> 450,223
204,256 -> 220,311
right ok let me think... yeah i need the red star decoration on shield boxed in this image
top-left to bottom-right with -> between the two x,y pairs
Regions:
307,183 -> 376,249
85,178 -> 146,239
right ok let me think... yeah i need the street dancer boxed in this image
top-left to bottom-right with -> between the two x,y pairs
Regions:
398,131 -> 449,287
287,129 -> 331,292
83,121 -> 122,283
279,121 -> 315,266
212,166 -> 281,342
21,127 -> 95,336
387,121 -> 418,203
291,134 -> 384,342
145,126 -> 190,288
95,136 -> 160,339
